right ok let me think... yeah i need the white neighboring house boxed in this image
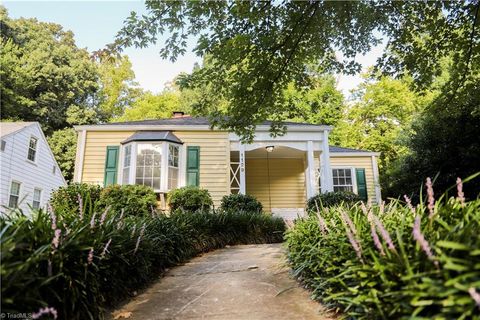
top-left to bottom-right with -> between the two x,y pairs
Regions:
0,122 -> 66,214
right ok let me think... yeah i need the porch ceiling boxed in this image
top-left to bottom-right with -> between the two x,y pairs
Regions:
231,146 -> 319,159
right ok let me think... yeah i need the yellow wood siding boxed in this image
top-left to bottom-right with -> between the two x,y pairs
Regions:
330,156 -> 377,203
246,158 -> 306,212
174,131 -> 230,207
79,130 -> 230,207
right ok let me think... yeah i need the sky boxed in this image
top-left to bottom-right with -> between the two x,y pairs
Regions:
3,1 -> 384,97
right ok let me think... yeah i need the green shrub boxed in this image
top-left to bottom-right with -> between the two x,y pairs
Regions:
1,189 -> 284,319
220,193 -> 263,213
306,191 -> 361,211
97,184 -> 157,216
287,178 -> 480,319
168,186 -> 213,212
50,183 -> 102,213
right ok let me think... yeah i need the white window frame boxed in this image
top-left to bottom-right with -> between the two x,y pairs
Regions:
9,180 -> 22,208
331,167 -> 357,194
27,135 -> 39,163
32,187 -> 42,210
119,141 -> 182,193
168,144 -> 180,190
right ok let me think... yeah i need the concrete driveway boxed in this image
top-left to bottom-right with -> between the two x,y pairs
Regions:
110,244 -> 334,320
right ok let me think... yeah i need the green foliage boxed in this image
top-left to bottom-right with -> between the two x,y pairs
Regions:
1,191 -> 285,319
306,191 -> 361,212
384,72 -> 480,198
96,55 -> 141,121
220,193 -> 263,213
286,182 -> 480,319
117,1 -> 478,140
48,128 -> 77,182
118,90 -> 185,121
97,184 -> 157,217
50,183 -> 102,214
0,7 -> 98,134
168,186 -> 213,212
333,74 -> 431,174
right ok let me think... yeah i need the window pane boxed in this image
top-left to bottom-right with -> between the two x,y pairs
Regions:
153,178 -> 161,190
144,167 -> 152,178
9,195 -> 19,208
10,182 -> 20,196
33,188 -> 41,201
136,167 -> 144,178
135,144 -> 162,191
345,169 -> 352,178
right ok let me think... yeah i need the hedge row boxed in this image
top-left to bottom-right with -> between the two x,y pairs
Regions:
286,178 -> 480,319
1,188 -> 285,319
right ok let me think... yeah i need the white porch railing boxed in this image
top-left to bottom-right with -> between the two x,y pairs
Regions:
230,161 -> 240,194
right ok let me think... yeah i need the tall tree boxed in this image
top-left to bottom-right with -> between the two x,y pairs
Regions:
0,7 -> 98,134
334,74 -> 432,174
96,55 -> 142,121
116,0 -> 480,141
117,91 -> 184,121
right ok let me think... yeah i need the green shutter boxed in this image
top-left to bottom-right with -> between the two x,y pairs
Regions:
186,146 -> 200,186
356,168 -> 368,201
104,146 -> 119,186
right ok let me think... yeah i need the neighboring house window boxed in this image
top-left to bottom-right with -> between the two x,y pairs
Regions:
122,144 -> 132,185
136,143 -> 162,191
52,165 -> 56,175
27,136 -> 38,162
1,140 -> 6,151
9,181 -> 21,208
168,144 -> 179,189
332,168 -> 354,192
33,188 -> 42,210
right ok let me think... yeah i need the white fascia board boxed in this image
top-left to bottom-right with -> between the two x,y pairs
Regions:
73,124 -> 334,133
73,125 -> 215,131
330,152 -> 381,157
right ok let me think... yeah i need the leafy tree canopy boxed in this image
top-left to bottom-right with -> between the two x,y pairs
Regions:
116,0 -> 480,141
0,7 -> 98,134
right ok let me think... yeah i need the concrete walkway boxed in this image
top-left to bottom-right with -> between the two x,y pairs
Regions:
110,244 -> 334,320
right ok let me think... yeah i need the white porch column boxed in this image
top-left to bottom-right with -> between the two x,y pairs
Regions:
371,155 -> 382,203
306,140 -> 316,199
320,130 -> 333,192
239,143 -> 246,194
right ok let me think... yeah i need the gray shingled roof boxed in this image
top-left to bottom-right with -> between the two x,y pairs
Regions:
329,146 -> 374,153
105,116 -> 322,127
121,131 -> 183,144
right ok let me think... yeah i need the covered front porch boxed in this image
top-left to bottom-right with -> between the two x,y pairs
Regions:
229,129 -> 333,216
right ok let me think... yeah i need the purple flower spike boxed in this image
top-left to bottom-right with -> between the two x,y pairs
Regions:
99,206 -> 110,226
426,178 -> 436,219
51,229 -> 61,250
456,177 -> 466,206
77,194 -> 84,219
134,224 -> 146,254
90,212 -> 97,229
404,195 -> 416,214
413,215 -> 438,266
340,211 -> 363,262
32,306 -> 58,319
468,287 -> 480,309
101,238 -> 112,259
373,216 -> 396,252
87,248 -> 94,265
370,223 -> 385,256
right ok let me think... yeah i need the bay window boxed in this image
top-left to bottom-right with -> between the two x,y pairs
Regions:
120,131 -> 183,192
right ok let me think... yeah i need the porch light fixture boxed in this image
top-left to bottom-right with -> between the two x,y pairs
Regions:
265,146 -> 275,153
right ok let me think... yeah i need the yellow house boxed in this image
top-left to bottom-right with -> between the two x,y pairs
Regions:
73,115 -> 381,215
